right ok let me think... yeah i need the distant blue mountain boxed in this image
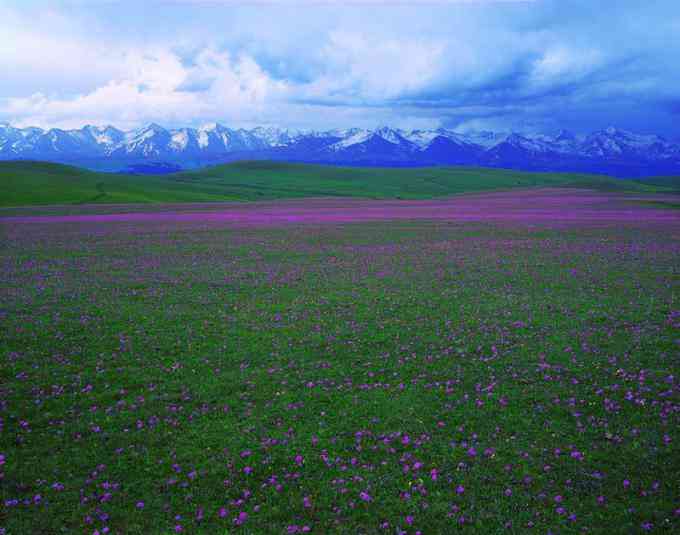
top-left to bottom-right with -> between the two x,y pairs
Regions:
1,122 -> 678,177
421,135 -> 483,165
123,162 -> 184,175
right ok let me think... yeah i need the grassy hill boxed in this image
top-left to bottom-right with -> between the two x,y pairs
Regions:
633,175 -> 680,190
0,160 -> 677,207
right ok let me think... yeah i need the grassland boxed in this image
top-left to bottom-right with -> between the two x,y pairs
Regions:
1,193 -> 679,533
1,160 -> 678,207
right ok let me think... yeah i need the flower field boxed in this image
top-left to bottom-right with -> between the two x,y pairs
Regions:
1,190 -> 679,533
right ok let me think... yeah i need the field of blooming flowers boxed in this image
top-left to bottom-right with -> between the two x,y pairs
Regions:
1,190 -> 679,534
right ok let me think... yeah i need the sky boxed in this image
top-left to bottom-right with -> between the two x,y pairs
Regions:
1,0 -> 679,136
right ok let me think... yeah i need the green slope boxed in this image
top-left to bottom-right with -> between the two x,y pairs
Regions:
634,175 -> 680,191
0,160 -> 674,207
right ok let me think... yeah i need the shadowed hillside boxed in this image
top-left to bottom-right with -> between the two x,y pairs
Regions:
0,160 -> 676,207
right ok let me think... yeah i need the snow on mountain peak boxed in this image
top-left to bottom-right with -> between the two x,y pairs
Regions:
170,129 -> 191,151
328,129 -> 373,150
145,123 -> 166,132
374,126 -> 406,144
404,129 -> 440,148
199,122 -> 230,133
464,130 -> 508,148
0,122 -> 678,174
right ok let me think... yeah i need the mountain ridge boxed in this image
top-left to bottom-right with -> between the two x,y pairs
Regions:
1,123 -> 679,177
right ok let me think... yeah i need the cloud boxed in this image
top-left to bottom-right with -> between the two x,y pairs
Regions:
157,0 -> 536,4
5,47 -> 290,129
1,0 -> 679,134
0,6 -> 130,96
300,31 -> 446,102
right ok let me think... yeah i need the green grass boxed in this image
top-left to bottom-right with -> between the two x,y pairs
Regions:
634,175 -> 680,190
1,217 -> 678,533
1,160 -> 675,207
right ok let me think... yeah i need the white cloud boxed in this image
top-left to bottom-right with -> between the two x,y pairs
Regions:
1,0 -> 679,134
0,6 -> 130,95
0,8 -> 450,129
3,45 -> 291,130
306,31 -> 446,101
528,45 -> 604,90
161,0 -> 534,4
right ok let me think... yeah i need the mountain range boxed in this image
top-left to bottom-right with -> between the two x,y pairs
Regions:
1,122 -> 679,176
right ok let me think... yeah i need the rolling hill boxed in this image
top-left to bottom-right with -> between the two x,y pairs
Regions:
0,160 -> 678,208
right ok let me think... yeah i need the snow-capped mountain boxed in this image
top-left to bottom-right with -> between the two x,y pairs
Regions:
485,133 -> 556,164
464,130 -> 509,149
0,122 -> 678,176
327,128 -> 373,151
114,123 -> 172,158
580,127 -> 678,161
81,125 -> 125,148
547,130 -> 582,154
418,129 -> 482,164
322,127 -> 417,162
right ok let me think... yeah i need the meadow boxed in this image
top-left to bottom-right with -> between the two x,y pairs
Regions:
1,189 -> 679,533
1,160 -> 677,209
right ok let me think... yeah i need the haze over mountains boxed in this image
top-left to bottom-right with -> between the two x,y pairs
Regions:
1,122 -> 679,177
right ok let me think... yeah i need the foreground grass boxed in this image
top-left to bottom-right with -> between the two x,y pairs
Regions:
1,160 -> 676,207
1,210 -> 678,533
